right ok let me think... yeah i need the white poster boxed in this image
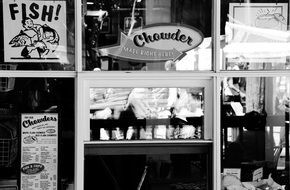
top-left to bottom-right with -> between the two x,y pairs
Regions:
21,113 -> 58,190
3,0 -> 67,63
229,3 -> 288,42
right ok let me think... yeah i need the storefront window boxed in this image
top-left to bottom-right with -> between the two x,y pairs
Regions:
80,76 -> 214,189
6,0 -> 290,190
89,87 -> 205,141
85,84 -> 212,189
221,76 -> 290,189
85,152 -> 211,190
0,78 -> 75,189
221,1 -> 290,70
0,0 -> 75,70
83,0 -> 212,71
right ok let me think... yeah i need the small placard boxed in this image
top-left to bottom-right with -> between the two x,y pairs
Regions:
230,102 -> 245,116
223,168 -> 241,179
253,167 -> 263,181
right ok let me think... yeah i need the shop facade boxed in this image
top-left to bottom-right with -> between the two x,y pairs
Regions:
0,0 -> 290,190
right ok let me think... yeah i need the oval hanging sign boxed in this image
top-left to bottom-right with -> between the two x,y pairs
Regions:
99,23 -> 204,62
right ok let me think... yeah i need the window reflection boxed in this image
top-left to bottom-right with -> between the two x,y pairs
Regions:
0,78 -> 75,187
85,153 -> 209,190
221,2 -> 290,70
83,0 -> 212,71
221,76 -> 290,189
90,87 -> 204,141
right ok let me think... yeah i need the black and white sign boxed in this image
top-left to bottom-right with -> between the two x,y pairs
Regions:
3,0 -> 67,63
21,113 -> 58,190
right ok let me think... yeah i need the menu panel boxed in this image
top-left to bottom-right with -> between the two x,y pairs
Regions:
21,113 -> 58,190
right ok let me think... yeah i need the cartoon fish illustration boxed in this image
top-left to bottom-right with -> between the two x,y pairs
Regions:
255,12 -> 286,28
273,13 -> 287,25
9,30 -> 32,47
9,22 -> 60,59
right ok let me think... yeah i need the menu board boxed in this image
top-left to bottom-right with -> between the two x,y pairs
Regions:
21,113 -> 58,190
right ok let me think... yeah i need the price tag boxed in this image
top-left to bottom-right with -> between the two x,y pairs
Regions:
253,167 -> 263,182
223,168 -> 241,179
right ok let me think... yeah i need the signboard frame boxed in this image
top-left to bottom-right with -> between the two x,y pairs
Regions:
20,113 -> 58,190
3,0 -> 68,63
99,23 -> 204,63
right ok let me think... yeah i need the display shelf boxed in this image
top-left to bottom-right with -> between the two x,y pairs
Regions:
221,115 -> 285,128
90,117 -> 203,126
84,140 -> 212,155
90,116 -> 204,141
221,115 -> 245,128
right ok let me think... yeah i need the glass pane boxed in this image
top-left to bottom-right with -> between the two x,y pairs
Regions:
85,153 -> 210,190
221,76 -> 290,189
83,0 -> 212,71
221,1 -> 290,70
0,0 -> 75,70
90,87 -> 204,141
0,78 -> 75,189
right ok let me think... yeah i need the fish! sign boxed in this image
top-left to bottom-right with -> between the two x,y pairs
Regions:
99,23 -> 204,62
3,0 -> 67,63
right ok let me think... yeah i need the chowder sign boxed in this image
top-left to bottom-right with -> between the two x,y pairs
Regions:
21,113 -> 58,190
99,24 -> 203,62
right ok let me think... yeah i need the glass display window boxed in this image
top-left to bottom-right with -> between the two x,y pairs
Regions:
84,151 -> 212,190
0,77 -> 75,189
79,76 -> 213,141
220,1 -> 290,71
221,76 -> 290,190
0,0 -> 75,70
77,76 -> 214,189
3,1 -> 290,190
82,0 -> 212,71
89,87 -> 204,141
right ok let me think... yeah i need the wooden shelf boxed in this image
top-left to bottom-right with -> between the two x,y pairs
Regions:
221,115 -> 286,128
84,140 -> 212,155
90,117 -> 203,128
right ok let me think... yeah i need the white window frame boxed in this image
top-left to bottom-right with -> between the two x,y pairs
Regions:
2,0 -> 290,190
76,72 -> 214,190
